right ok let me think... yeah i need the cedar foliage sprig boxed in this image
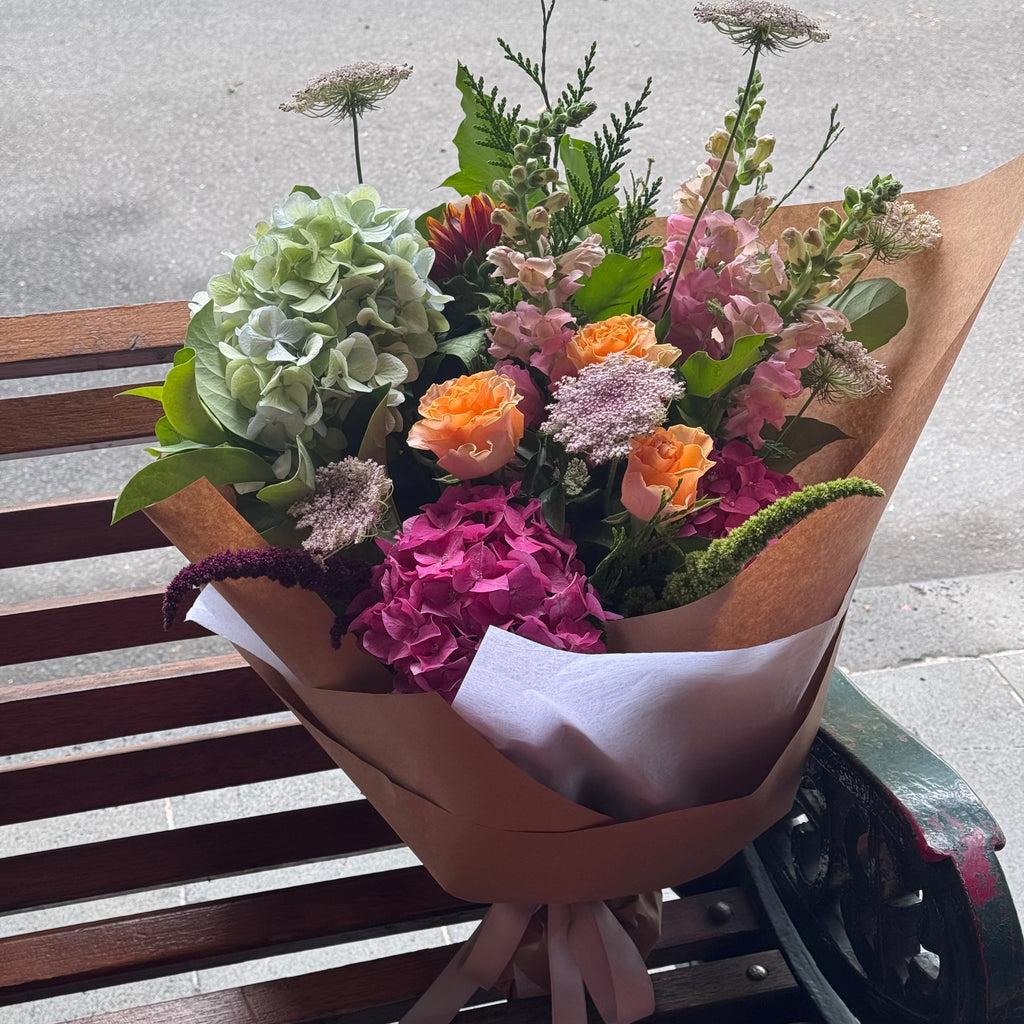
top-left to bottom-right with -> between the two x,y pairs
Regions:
551,77 -> 654,251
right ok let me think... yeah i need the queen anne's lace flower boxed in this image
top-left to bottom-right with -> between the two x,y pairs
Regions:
694,1 -> 829,51
542,354 -> 685,466
349,484 -> 609,700
865,201 -> 942,263
281,62 -> 412,121
803,335 -> 892,402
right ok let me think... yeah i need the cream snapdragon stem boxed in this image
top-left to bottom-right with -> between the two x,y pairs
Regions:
656,45 -> 763,341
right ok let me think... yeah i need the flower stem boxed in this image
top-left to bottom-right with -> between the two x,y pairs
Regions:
835,253 -> 874,301
773,391 -> 815,447
351,112 -> 363,184
657,45 -> 762,338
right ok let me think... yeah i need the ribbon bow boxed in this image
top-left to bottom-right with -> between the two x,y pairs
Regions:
402,901 -> 656,1024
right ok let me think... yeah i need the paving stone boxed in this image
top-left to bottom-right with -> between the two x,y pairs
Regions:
988,651 -> 1024,699
847,658 -> 1024,753
839,572 -> 1024,673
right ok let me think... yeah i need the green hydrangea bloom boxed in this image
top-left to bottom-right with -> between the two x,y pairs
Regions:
199,184 -> 450,461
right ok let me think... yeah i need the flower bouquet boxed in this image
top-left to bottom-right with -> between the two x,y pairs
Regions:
118,2 -> 1024,1020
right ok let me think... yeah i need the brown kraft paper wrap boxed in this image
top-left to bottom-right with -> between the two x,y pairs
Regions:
145,157 -> 1024,907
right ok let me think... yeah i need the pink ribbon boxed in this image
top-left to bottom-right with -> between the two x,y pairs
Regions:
401,902 -> 655,1024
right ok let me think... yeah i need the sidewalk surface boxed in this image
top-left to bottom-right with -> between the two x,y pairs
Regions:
1,0 -> 1022,1020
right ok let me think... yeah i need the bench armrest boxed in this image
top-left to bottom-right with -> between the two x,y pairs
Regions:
753,668 -> 1024,1024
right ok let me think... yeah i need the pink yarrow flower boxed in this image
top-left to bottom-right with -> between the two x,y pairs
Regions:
349,483 -> 610,701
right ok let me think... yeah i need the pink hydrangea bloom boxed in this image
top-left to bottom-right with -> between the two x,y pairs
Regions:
682,440 -> 799,539
349,484 -> 610,701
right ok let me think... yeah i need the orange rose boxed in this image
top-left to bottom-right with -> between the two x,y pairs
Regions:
564,314 -> 680,373
621,424 -> 715,522
407,370 -> 525,480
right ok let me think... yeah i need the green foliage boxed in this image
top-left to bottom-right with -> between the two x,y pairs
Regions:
761,417 -> 851,474
572,247 -> 664,322
113,448 -> 277,523
679,334 -> 769,398
441,63 -> 519,196
255,437 -> 315,511
188,302 -> 251,440
161,350 -> 229,446
551,79 -> 654,251
826,277 -> 908,351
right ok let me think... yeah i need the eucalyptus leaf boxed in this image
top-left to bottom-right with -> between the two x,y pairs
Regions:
113,447 -> 276,523
762,417 -> 851,475
572,248 -> 663,321
188,301 -> 253,439
680,334 -> 768,398
162,350 -> 229,446
826,277 -> 907,352
256,437 -> 316,511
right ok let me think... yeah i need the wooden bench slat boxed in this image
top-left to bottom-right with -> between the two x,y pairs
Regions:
0,721 -> 334,826
0,656 -> 278,756
1,801 -> 399,915
0,496 -> 169,568
0,302 -> 189,379
0,865 -> 479,1003
60,897 -> 786,1024
0,589 -> 206,666
0,385 -> 160,458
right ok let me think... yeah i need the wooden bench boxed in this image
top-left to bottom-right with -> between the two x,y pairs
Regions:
2,301 -> 1022,1024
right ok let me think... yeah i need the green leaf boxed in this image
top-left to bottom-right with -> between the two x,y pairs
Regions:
356,389 -> 398,466
290,184 -> 322,200
188,301 -> 253,439
113,447 -> 276,523
440,63 -> 511,197
154,416 -> 183,446
118,385 -> 163,401
826,277 -> 908,352
436,329 -> 489,370
415,201 -> 447,239
572,247 -> 664,322
680,334 -> 769,398
540,483 -> 566,535
762,417 -> 851,475
559,136 -> 619,224
162,349 -> 229,446
343,384 -> 393,460
256,437 -> 315,511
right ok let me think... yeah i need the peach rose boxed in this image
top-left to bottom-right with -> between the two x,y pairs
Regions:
407,370 -> 525,480
621,424 -> 715,522
564,314 -> 680,374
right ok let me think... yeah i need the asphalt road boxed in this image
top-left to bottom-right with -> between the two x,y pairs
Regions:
2,0 -> 1023,587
